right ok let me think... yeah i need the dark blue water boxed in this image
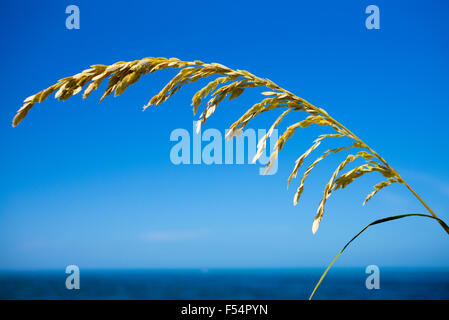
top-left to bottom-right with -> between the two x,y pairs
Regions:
0,268 -> 448,300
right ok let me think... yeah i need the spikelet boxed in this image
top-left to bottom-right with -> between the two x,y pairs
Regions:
312,153 -> 363,233
263,116 -> 332,174
287,133 -> 344,187
292,145 -> 354,206
363,178 -> 398,205
253,109 -> 291,163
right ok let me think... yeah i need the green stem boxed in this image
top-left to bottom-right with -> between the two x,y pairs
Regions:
308,213 -> 449,300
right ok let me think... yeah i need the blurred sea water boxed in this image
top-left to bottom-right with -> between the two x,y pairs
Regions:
0,268 -> 448,300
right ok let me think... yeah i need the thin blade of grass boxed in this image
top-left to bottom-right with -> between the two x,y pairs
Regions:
308,213 -> 449,300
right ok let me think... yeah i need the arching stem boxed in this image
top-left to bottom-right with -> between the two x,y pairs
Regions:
309,213 -> 449,300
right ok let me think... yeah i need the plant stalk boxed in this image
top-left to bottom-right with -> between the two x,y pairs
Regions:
308,213 -> 449,300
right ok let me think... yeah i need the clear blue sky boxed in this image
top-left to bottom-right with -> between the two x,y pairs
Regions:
1,0 -> 448,270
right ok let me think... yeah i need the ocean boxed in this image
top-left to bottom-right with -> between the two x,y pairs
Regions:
0,268 -> 448,300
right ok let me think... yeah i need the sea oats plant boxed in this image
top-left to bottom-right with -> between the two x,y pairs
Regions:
12,57 -> 449,299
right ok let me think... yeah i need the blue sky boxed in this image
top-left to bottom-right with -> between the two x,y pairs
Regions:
0,0 -> 448,270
